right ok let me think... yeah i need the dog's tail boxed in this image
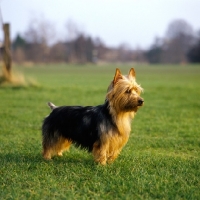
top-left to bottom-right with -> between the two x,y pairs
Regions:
47,102 -> 57,110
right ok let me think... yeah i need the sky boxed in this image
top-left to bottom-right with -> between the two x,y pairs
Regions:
1,0 -> 200,49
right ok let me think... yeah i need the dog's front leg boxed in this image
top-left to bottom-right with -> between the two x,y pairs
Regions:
92,141 -> 109,165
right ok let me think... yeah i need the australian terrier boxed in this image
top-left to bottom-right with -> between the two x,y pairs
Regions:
42,68 -> 144,165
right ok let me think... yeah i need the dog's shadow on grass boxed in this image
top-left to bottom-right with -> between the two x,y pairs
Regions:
0,151 -> 96,167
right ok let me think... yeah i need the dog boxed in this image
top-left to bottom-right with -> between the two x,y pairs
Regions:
42,68 -> 144,165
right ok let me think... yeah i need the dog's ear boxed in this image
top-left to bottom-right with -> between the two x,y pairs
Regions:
128,68 -> 136,80
113,68 -> 123,85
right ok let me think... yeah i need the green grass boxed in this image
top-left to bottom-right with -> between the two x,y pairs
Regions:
0,64 -> 200,199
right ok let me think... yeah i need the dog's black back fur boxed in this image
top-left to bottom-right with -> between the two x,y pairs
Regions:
42,101 -> 116,151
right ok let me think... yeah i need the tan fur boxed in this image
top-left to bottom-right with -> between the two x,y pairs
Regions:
43,137 -> 72,159
92,68 -> 144,165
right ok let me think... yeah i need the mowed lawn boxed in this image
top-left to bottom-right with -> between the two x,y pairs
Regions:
0,64 -> 200,199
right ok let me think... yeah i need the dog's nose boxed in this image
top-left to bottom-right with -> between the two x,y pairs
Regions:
138,98 -> 144,106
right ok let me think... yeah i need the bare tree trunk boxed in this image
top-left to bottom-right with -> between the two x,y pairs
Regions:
2,23 -> 12,76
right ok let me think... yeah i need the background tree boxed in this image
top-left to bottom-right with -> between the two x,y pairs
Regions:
12,34 -> 26,63
85,37 -> 94,63
187,31 -> 200,63
161,19 -> 195,63
24,16 -> 55,63
65,20 -> 79,63
12,34 -> 26,50
145,37 -> 163,63
49,42 -> 67,63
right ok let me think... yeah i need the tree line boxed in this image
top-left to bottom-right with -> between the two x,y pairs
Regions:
145,19 -> 200,64
10,18 -> 200,64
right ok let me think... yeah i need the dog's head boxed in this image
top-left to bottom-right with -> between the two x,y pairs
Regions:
106,68 -> 144,113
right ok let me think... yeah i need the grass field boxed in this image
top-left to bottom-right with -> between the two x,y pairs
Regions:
0,64 -> 200,199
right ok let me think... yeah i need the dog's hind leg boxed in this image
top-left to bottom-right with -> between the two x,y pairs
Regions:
55,137 -> 72,157
42,135 -> 54,159
42,146 -> 53,160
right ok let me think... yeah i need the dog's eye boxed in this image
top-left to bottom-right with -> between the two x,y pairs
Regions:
126,89 -> 131,94
133,87 -> 140,93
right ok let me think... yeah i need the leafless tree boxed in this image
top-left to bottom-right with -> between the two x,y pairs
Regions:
65,20 -> 80,63
13,47 -> 25,64
161,19 -> 195,63
24,16 -> 55,62
49,42 -> 67,62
